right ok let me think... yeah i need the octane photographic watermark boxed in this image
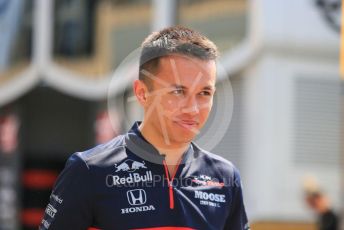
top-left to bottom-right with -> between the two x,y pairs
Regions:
105,173 -> 242,189
107,47 -> 233,164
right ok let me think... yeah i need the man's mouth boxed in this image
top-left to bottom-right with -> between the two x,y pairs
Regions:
174,120 -> 200,132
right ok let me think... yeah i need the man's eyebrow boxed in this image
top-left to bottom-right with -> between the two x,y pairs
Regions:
202,85 -> 216,91
169,84 -> 187,89
169,84 -> 216,91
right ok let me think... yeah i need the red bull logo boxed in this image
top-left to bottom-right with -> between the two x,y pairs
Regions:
115,159 -> 147,172
106,159 -> 153,187
106,171 -> 153,187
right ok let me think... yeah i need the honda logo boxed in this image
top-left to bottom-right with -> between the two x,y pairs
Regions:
126,189 -> 147,206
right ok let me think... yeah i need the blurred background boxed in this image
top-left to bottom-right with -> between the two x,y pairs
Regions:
0,0 -> 342,229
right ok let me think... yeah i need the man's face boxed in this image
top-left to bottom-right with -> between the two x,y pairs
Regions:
141,55 -> 216,146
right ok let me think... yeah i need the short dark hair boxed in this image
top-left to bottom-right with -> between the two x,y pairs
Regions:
139,25 -> 219,88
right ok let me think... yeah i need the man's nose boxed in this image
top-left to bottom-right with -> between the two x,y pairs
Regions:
181,96 -> 199,114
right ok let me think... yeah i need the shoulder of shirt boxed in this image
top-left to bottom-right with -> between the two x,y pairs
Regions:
68,134 -> 128,169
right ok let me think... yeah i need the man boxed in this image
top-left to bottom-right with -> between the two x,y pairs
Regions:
40,26 -> 249,230
305,190 -> 339,230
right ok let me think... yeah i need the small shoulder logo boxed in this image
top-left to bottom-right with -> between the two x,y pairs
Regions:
192,174 -> 224,188
115,159 -> 147,172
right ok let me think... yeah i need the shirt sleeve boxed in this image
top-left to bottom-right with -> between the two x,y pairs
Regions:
223,167 -> 250,230
39,153 -> 93,230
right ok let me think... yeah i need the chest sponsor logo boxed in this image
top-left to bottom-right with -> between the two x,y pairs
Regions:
121,205 -> 155,214
192,174 -> 224,188
106,159 -> 153,186
107,171 -> 153,186
127,189 -> 146,205
115,159 -> 147,172
194,191 -> 226,208
121,189 -> 155,214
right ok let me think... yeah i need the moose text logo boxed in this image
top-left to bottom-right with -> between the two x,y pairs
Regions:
194,191 -> 226,208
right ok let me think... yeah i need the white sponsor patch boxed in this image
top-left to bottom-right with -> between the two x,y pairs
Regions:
45,204 -> 57,218
121,189 -> 155,214
127,189 -> 147,205
106,171 -> 153,186
194,191 -> 226,207
121,205 -> 155,214
41,219 -> 50,228
50,194 -> 63,204
115,160 -> 147,172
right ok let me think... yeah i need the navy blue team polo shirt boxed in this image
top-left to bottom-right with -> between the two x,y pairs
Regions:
40,121 -> 249,230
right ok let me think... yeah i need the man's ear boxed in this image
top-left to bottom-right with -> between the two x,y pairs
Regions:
133,80 -> 149,106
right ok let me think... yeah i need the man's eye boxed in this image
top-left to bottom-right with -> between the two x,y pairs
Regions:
199,91 -> 212,96
171,89 -> 184,95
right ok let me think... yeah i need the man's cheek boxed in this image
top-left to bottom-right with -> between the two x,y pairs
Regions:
200,99 -> 213,109
200,108 -> 212,122
161,101 -> 181,116
163,109 -> 180,118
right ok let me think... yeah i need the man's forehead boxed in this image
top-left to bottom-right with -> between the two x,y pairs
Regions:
145,54 -> 216,89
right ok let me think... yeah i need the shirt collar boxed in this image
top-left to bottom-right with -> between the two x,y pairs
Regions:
125,121 -> 197,165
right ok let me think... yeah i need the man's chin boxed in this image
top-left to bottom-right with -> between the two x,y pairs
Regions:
171,131 -> 197,145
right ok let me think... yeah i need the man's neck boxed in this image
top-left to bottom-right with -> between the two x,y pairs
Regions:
138,122 -> 189,166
